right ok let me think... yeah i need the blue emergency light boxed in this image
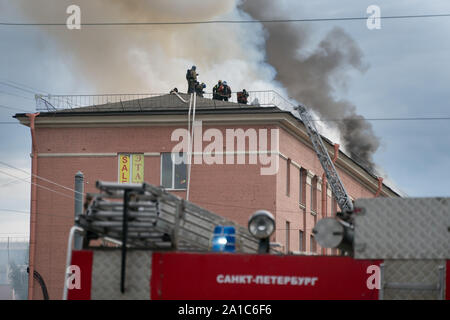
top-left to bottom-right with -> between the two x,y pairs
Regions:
211,225 -> 236,252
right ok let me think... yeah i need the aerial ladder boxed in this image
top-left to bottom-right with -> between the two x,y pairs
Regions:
294,105 -> 355,253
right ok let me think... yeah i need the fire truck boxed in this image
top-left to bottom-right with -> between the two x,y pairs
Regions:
62,105 -> 449,300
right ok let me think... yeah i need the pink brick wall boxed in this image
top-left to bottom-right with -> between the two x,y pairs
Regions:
275,129 -> 377,255
31,124 -> 278,299
30,122 -> 378,299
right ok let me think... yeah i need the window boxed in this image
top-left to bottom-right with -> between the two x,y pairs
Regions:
118,153 -> 144,183
161,152 -> 187,189
332,198 -> 338,216
311,176 -> 318,213
299,230 -> 304,251
285,221 -> 290,253
299,168 -> 307,205
286,158 -> 291,196
310,235 -> 316,253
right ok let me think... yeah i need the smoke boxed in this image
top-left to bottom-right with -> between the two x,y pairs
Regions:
10,0 -> 275,93
11,0 -> 380,167
239,0 -> 380,168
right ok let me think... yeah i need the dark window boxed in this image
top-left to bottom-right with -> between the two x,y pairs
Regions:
286,159 -> 291,196
332,198 -> 338,215
299,230 -> 304,251
161,152 -> 187,189
311,176 -> 318,213
285,221 -> 290,253
299,168 -> 307,205
310,235 -> 316,253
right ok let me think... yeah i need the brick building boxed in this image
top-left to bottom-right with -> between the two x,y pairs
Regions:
15,92 -> 399,299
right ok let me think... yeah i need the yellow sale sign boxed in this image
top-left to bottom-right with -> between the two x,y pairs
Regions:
119,154 -> 130,183
118,154 -> 144,183
132,154 -> 144,183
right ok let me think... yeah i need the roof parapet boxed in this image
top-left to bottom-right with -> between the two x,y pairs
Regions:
35,90 -> 296,113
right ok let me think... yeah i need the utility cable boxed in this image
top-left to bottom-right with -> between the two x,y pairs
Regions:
0,160 -> 85,196
1,13 -> 450,26
0,169 -> 75,200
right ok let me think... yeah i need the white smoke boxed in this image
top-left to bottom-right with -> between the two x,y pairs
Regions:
9,0 -> 283,95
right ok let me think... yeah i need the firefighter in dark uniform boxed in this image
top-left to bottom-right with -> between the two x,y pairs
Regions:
186,66 -> 198,94
195,82 -> 206,97
213,80 -> 222,100
237,89 -> 249,104
221,81 -> 231,101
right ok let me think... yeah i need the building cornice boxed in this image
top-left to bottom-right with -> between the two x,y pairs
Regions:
16,110 -> 399,197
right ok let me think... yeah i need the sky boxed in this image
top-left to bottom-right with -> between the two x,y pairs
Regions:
0,0 -> 450,237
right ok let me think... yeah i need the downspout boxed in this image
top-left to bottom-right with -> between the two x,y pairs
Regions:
26,112 -> 39,300
375,177 -> 383,197
321,144 -> 339,255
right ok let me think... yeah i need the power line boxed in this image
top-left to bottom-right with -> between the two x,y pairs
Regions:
1,13 -> 450,26
0,206 -> 79,219
0,169 -> 75,200
0,177 -> 27,188
0,81 -> 37,95
0,160 -> 85,196
312,116 -> 450,122
0,90 -> 35,101
2,80 -> 47,95
0,209 -> 29,214
2,98 -> 450,122
0,104 -> 32,113
197,198 -> 333,217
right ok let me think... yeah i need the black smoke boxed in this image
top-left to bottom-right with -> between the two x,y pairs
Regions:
239,0 -> 380,169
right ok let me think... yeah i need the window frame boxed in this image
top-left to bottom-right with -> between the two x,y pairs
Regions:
299,230 -> 304,252
310,234 -> 316,253
311,176 -> 318,214
299,168 -> 307,206
285,221 -> 290,253
286,158 -> 291,197
160,152 -> 187,190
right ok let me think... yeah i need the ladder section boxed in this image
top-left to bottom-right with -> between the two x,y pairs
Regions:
78,181 -> 260,253
295,105 -> 354,213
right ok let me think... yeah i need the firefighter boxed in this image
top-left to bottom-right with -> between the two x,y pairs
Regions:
195,82 -> 206,97
221,81 -> 231,102
237,89 -> 249,104
186,65 -> 198,94
212,80 -> 222,100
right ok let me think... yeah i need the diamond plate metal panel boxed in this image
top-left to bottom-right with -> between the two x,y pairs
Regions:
382,260 -> 445,300
91,250 -> 151,300
354,198 -> 450,259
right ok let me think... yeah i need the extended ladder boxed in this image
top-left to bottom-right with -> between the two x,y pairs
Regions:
295,105 -> 353,213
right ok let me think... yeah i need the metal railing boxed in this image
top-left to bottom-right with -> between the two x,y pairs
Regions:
35,90 -> 296,112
